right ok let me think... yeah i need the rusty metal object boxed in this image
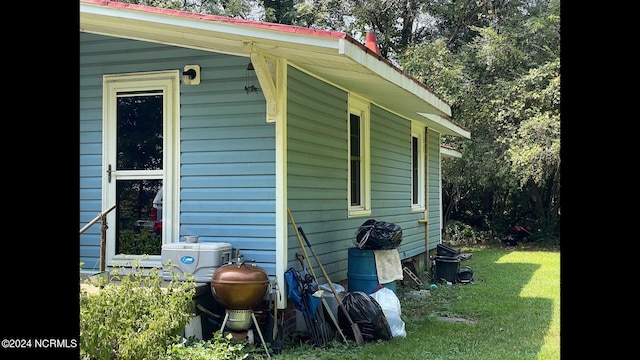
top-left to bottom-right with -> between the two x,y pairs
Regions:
211,255 -> 269,310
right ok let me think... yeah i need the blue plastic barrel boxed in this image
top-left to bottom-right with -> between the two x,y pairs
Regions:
347,247 -> 396,294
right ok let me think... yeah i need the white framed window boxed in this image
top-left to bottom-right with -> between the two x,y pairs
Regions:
411,122 -> 425,212
348,95 -> 371,217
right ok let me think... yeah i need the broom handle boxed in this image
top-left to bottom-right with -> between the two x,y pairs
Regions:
287,208 -> 319,281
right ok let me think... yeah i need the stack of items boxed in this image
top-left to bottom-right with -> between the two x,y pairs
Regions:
430,244 -> 474,284
350,219 -> 404,294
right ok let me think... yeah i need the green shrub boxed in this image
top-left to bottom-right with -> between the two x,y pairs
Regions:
162,332 -> 251,360
80,261 -> 196,359
443,220 -> 496,245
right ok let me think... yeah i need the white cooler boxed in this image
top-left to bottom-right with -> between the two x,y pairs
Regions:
161,242 -> 232,282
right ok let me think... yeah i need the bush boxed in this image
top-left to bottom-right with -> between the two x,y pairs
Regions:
443,221 -> 492,245
162,332 -> 252,360
80,261 -> 196,359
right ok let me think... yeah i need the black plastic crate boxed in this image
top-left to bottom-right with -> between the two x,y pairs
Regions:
437,243 -> 461,257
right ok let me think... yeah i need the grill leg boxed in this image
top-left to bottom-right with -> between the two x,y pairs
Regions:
252,312 -> 271,358
220,311 -> 229,331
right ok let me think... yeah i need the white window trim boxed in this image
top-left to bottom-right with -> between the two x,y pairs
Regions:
348,95 -> 371,217
411,122 -> 426,212
102,70 -> 180,269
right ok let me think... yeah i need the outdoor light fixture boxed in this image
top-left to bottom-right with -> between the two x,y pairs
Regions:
183,65 -> 200,85
245,62 -> 259,94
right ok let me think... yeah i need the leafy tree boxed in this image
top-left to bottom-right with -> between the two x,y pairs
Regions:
499,59 -> 560,234
198,0 -> 257,19
263,0 -> 296,24
439,0 -> 560,240
421,0 -> 526,51
341,0 -> 431,60
398,38 -> 464,104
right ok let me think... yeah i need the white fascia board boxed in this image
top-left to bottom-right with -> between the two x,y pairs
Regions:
420,113 -> 471,139
338,39 -> 452,117
441,146 -> 462,158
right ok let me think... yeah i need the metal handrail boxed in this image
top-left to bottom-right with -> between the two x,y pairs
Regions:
80,204 -> 116,234
80,204 -> 116,271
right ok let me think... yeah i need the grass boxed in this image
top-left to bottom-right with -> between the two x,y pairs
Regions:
267,244 -> 560,359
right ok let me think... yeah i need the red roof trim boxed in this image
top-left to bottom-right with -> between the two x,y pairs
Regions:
81,0 -> 348,39
81,0 -> 452,108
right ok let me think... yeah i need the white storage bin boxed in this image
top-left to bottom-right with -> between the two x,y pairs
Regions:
161,242 -> 232,282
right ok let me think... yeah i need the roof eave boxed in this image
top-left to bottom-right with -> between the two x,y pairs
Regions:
80,0 -> 470,139
440,146 -> 462,159
420,114 -> 471,139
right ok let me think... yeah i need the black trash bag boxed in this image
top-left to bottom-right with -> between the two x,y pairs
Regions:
337,291 -> 392,342
355,219 -> 403,250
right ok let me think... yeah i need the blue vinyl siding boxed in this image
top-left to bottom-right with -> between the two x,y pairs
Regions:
427,130 -> 442,251
286,67 -> 352,281
286,68 -> 435,283
80,32 -> 443,280
79,32 -> 276,274
369,106 -> 427,260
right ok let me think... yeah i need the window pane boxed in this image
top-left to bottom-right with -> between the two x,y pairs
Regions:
351,159 -> 361,205
116,180 -> 163,255
350,114 -> 360,156
116,92 -> 163,171
350,114 -> 361,206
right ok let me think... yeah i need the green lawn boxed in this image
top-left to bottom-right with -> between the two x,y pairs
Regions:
271,245 -> 560,360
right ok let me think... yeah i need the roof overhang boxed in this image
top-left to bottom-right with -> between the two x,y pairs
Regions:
440,145 -> 462,159
80,0 -> 470,139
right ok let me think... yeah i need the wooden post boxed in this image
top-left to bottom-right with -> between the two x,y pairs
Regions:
100,213 -> 108,272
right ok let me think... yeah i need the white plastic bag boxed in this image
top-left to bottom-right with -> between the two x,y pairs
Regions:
370,287 -> 407,338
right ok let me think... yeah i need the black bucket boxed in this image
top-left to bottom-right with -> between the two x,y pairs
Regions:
433,256 -> 460,283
